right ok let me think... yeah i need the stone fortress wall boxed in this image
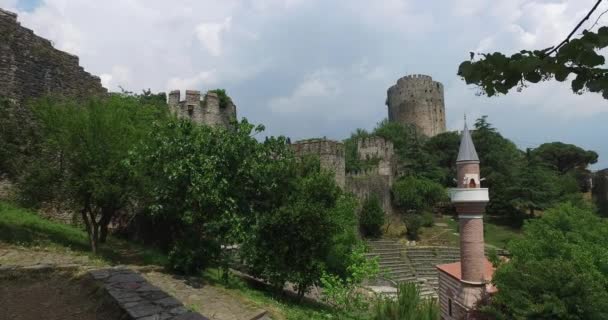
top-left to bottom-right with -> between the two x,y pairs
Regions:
0,9 -> 106,105
290,139 -> 346,188
347,137 -> 396,214
386,74 -> 446,137
168,90 -> 237,129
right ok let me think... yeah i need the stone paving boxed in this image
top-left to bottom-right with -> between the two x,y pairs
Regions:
90,267 -> 208,320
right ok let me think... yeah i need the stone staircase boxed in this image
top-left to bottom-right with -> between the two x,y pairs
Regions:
404,246 -> 460,291
365,240 -> 436,298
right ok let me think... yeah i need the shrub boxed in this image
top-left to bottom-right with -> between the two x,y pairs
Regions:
359,195 -> 385,238
420,211 -> 434,227
404,214 -> 422,240
372,282 -> 439,320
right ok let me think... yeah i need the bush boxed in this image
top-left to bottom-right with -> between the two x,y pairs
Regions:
359,195 -> 385,238
420,211 -> 434,227
404,214 -> 422,240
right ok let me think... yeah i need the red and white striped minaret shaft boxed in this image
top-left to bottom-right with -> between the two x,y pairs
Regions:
451,123 -> 489,284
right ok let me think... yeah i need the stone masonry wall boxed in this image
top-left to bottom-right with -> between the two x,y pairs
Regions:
291,138 -> 346,188
386,74 -> 446,137
345,168 -> 393,215
357,136 -> 394,182
168,90 -> 237,129
0,9 -> 106,104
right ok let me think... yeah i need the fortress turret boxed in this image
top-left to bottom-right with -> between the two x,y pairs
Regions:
167,89 -> 237,129
291,138 -> 345,188
386,74 -> 446,137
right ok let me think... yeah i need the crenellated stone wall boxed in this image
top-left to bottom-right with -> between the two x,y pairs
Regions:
386,74 -> 446,137
291,138 -> 346,188
0,9 -> 106,104
168,90 -> 237,129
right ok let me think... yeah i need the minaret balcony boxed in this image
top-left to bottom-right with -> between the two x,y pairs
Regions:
449,188 -> 489,203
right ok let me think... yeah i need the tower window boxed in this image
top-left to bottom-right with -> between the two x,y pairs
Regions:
448,298 -> 453,316
469,178 -> 477,188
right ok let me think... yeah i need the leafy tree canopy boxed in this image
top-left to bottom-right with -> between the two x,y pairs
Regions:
486,203 -> 608,319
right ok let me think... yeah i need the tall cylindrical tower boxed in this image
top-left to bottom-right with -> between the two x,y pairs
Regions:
386,74 -> 446,137
450,124 -> 489,284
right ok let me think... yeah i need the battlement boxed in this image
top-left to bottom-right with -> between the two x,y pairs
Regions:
390,74 -> 444,95
291,138 -> 345,157
167,89 -> 237,129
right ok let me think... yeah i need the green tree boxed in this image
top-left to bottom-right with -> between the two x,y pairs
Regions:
485,203 -> 608,319
458,1 -> 608,99
392,176 -> 447,212
18,95 -> 164,253
531,142 -> 598,175
130,118 -> 290,274
359,195 -> 385,238
242,156 -> 346,298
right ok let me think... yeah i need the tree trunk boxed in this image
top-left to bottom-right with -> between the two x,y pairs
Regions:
98,207 -> 114,244
81,204 -> 100,254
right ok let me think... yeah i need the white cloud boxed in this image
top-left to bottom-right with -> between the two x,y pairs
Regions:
196,17 -> 232,57
269,69 -> 340,113
3,0 -> 608,165
166,70 -> 218,91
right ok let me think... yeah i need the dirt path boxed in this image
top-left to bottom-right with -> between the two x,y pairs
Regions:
0,270 -> 122,320
0,243 -> 269,320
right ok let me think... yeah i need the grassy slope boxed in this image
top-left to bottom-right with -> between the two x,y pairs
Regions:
0,201 -> 167,266
418,215 -> 521,249
0,201 -> 354,320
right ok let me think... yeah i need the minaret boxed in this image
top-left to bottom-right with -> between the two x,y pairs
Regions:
436,123 -> 492,319
454,123 -> 488,283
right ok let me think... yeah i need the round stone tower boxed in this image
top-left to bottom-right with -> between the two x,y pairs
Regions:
386,74 -> 446,137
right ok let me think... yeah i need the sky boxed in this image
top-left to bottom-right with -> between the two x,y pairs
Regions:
1,0 -> 607,169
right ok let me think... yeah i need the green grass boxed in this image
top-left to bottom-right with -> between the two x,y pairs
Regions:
0,201 -> 362,319
202,268 -> 361,320
0,201 -> 167,266
418,215 -> 521,249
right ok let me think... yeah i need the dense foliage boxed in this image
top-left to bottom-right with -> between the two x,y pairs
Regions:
359,195 -> 385,238
484,203 -> 608,319
12,94 -> 165,253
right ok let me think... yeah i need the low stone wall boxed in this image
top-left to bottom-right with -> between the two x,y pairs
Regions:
89,267 -> 208,320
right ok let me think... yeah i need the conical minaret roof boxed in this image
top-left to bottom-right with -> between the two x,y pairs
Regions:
456,123 -> 479,162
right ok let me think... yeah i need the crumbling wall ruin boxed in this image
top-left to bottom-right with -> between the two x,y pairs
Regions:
0,9 -> 106,105
168,90 -> 237,129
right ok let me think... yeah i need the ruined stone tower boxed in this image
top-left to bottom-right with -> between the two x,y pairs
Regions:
168,90 -> 237,129
291,139 -> 346,188
386,74 -> 446,137
437,123 -> 494,320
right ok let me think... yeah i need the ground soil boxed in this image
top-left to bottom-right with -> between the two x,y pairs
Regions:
0,270 -> 124,320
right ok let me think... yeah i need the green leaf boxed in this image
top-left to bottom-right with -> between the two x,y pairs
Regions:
571,74 -> 586,92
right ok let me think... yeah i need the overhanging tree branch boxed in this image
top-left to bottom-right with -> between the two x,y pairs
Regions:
546,0 -> 603,56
